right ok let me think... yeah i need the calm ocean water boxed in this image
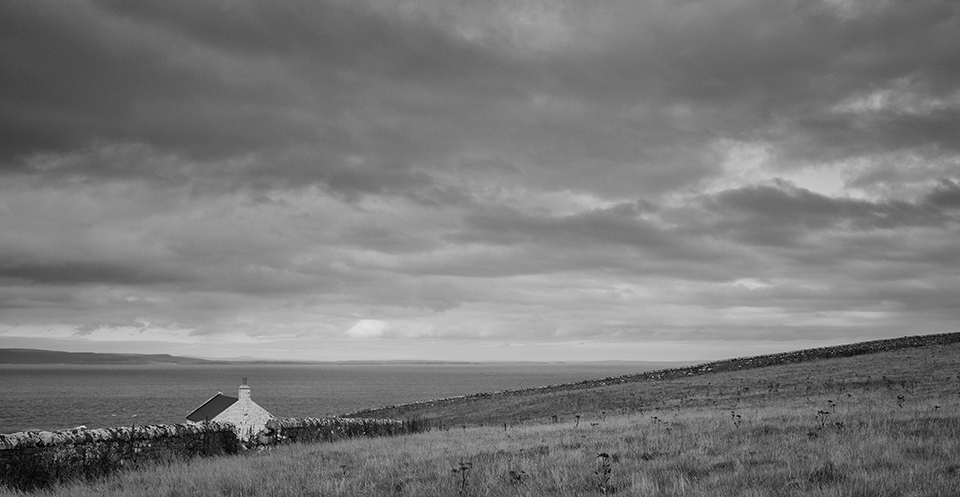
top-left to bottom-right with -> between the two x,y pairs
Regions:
0,362 -> 662,433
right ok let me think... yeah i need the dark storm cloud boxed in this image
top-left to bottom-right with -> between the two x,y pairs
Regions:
0,261 -> 194,286
0,286 -> 78,310
459,202 -> 704,257
0,1 -> 316,163
4,0 -> 957,199
709,180 -> 958,238
680,180 -> 960,306
93,0 -> 515,88
792,109 -> 960,163
560,0 -> 960,170
0,0 -> 529,193
924,178 -> 960,209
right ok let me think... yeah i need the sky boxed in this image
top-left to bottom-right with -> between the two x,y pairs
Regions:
1,0 -> 958,362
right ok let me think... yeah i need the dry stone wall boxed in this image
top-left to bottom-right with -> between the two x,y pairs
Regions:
0,416 -> 418,491
0,422 -> 240,491
252,417 -> 416,446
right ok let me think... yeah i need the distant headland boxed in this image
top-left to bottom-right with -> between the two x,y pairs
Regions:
0,349 -> 220,365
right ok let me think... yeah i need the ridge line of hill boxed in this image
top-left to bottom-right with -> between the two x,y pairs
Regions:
345,331 -> 960,417
0,349 -> 220,365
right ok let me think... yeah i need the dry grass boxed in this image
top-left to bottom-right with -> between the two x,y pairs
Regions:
5,386 -> 958,496
3,341 -> 959,496
353,341 -> 960,426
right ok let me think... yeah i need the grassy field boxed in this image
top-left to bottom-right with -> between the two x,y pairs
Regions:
3,337 -> 959,496
348,335 -> 960,427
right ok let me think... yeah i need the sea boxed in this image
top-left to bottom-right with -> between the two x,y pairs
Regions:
0,362 -> 668,434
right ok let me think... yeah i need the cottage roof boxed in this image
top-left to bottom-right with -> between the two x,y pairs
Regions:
186,392 -> 238,422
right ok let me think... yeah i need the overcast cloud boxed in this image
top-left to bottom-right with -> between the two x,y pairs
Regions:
1,0 -> 958,361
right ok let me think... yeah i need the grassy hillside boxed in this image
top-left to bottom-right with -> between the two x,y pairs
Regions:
2,333 -> 959,496
346,332 -> 960,426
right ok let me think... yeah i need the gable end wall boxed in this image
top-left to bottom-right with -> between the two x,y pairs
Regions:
214,399 -> 274,440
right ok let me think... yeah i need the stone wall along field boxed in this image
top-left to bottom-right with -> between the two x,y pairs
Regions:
0,422 -> 240,491
0,416 -> 419,491
253,416 -> 420,446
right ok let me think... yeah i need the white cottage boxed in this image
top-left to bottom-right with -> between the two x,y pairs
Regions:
186,379 -> 274,440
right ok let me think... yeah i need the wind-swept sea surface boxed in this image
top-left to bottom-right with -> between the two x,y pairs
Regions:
0,362 -> 672,433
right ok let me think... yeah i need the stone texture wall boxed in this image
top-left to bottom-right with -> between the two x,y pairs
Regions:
252,417 -> 414,446
0,416 -> 419,491
0,422 -> 239,491
215,397 -> 274,441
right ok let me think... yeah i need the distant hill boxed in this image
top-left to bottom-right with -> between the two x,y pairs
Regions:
0,348 -> 221,365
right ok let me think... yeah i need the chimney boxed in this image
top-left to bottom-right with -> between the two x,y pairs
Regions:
239,377 -> 251,401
